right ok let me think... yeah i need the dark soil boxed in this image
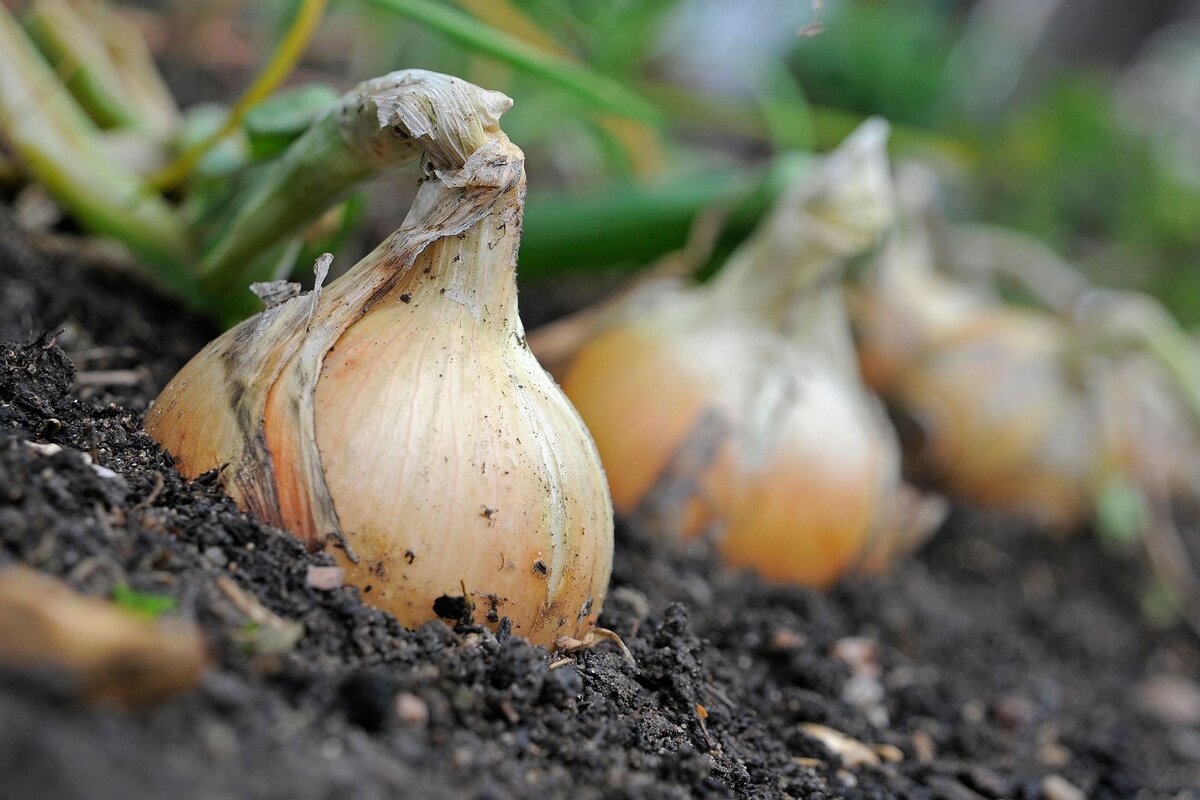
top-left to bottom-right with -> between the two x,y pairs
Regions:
1,207 -> 1198,800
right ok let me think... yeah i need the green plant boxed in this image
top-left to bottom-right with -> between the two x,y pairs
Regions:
0,0 -> 668,324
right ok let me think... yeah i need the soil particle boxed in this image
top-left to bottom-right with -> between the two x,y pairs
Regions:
1,209 -> 1198,798
432,592 -> 475,625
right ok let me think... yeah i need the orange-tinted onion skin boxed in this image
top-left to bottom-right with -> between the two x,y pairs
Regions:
147,214 -> 614,648
884,310 -> 1100,529
562,318 -> 889,587
306,233 -> 612,646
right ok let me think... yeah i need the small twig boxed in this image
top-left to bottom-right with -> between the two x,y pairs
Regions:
214,575 -> 273,625
74,368 -> 149,387
215,574 -> 304,654
554,626 -> 636,667
131,471 -> 165,511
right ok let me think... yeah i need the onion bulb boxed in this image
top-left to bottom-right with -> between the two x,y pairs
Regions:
851,167 -> 1200,529
146,71 -> 613,646
542,121 -> 945,586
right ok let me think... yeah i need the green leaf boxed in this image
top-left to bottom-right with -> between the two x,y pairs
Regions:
1094,475 -> 1148,547
244,83 -> 341,160
518,154 -> 810,278
362,0 -> 662,124
112,585 -> 178,619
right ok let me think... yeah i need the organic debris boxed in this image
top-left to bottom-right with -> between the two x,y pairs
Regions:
0,565 -> 207,705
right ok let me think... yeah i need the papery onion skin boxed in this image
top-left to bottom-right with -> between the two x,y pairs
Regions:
883,309 -> 1099,529
562,317 -> 892,587
146,70 -> 613,646
552,120 -> 942,587
310,195 -> 612,644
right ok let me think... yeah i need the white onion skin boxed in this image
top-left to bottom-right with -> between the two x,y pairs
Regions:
309,209 -> 612,644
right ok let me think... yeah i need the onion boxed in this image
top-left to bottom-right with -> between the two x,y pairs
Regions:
146,71 -> 613,646
851,167 -> 1200,530
543,121 -> 945,586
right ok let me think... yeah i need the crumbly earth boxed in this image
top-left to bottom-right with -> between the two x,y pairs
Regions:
1,209 -> 1198,799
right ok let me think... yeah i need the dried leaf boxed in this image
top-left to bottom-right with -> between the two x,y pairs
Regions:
0,565 -> 206,705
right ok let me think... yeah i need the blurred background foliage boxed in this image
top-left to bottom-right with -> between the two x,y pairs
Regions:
337,0 -> 1200,323
7,0 -> 1200,323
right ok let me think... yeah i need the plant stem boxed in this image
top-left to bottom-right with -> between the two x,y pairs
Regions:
23,0 -> 179,140
0,6 -> 198,304
199,70 -> 508,318
153,0 -> 328,190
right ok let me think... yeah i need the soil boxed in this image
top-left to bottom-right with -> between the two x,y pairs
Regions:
1,206 -> 1199,800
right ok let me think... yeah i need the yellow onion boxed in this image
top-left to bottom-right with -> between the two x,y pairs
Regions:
546,121 -> 945,586
146,71 -> 613,646
851,170 -> 1200,530
882,306 -> 1104,528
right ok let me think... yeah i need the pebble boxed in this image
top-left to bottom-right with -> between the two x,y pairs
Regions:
306,565 -> 346,590
1136,674 -> 1200,726
1041,774 -> 1085,800
199,719 -> 239,762
912,728 -> 937,762
203,547 -> 229,567
843,674 -> 884,704
1037,741 -> 1071,768
395,692 -> 430,726
23,440 -> 121,481
1169,728 -> 1200,762
926,775 -> 988,800
842,674 -> 889,727
767,628 -> 807,651
832,636 -> 881,679
874,743 -> 904,763
966,765 -> 1012,798
993,694 -> 1036,729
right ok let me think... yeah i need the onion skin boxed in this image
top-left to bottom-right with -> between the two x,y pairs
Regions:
563,317 -> 893,587
884,309 -> 1099,529
551,121 -> 944,586
146,71 -> 613,646
309,200 -> 611,644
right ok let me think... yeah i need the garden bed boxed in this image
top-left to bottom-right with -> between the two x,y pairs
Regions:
1,208 -> 1197,799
